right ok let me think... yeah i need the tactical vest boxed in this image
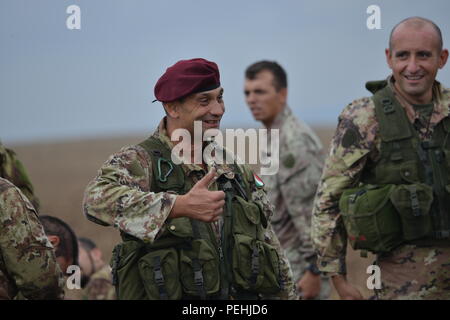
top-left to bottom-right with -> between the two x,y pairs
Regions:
339,81 -> 450,254
110,136 -> 282,300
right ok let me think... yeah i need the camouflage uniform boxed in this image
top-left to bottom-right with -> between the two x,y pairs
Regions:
0,177 -> 64,299
311,78 -> 450,299
82,264 -> 116,300
0,141 -> 40,211
83,118 -> 297,300
260,105 -> 330,299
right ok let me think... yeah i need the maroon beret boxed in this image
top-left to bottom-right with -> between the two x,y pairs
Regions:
154,58 -> 221,103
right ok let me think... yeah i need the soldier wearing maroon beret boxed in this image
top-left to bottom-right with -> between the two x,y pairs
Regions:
83,58 -> 296,300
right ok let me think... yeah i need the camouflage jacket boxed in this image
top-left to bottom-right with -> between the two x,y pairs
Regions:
83,118 -> 296,299
0,178 -> 64,299
311,79 -> 450,275
82,264 -> 116,300
0,141 -> 40,211
260,106 -> 324,278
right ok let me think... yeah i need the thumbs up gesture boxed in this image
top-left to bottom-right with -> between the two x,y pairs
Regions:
170,168 -> 226,222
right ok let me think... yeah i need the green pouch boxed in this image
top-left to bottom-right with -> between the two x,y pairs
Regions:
111,241 -> 147,300
339,184 -> 403,253
138,248 -> 182,300
390,183 -> 433,241
232,196 -> 265,240
231,234 -> 281,294
179,239 -> 220,297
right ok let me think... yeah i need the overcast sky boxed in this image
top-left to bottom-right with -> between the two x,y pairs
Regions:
1,0 -> 450,143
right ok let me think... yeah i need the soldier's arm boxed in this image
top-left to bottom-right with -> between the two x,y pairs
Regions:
82,146 -> 177,242
281,132 -> 325,266
311,98 -> 376,275
0,184 -> 64,299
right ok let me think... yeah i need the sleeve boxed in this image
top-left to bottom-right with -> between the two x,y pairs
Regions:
0,186 -> 64,299
279,131 -> 325,265
311,99 -> 376,275
82,146 -> 178,242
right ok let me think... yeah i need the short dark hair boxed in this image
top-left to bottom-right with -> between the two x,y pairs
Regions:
39,215 -> 79,266
245,60 -> 287,91
78,237 -> 97,252
389,17 -> 443,52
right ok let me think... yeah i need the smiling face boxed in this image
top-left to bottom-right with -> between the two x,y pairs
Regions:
386,22 -> 448,104
244,70 -> 287,128
165,87 -> 225,137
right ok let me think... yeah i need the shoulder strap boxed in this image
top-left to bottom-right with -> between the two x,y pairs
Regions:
138,136 -> 185,194
372,84 -> 412,142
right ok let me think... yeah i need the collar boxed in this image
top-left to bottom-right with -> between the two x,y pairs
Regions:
152,117 -> 235,180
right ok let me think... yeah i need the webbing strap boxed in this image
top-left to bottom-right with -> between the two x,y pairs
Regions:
408,185 -> 421,217
250,245 -> 260,287
153,256 -> 169,300
190,220 -> 207,299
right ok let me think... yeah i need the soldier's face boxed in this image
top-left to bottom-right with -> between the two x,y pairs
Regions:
177,87 -> 225,135
244,70 -> 287,127
386,24 -> 448,104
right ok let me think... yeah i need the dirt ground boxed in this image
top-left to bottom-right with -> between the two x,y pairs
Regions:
11,126 -> 375,299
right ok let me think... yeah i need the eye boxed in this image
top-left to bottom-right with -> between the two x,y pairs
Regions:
418,51 -> 432,58
217,95 -> 223,102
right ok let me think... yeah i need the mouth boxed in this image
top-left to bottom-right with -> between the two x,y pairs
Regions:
202,120 -> 220,128
403,74 -> 425,82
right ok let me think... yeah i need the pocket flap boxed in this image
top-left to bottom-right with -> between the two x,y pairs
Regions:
236,196 -> 261,225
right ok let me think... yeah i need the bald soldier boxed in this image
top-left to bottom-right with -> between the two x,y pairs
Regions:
83,58 -> 296,300
312,17 -> 450,299
0,178 -> 64,299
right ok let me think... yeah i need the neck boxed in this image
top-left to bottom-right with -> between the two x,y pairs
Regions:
394,82 -> 433,105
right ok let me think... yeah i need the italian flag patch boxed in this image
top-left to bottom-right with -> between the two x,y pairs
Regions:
253,173 -> 264,188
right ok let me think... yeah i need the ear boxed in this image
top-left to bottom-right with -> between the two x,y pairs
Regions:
91,248 -> 103,262
385,48 -> 394,69
163,102 -> 180,119
48,235 -> 60,248
278,88 -> 288,105
439,49 -> 449,69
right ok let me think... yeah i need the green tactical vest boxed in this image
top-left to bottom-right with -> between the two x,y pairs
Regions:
339,81 -> 450,254
110,136 -> 282,300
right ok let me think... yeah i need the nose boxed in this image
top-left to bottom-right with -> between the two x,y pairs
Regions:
406,57 -> 420,73
210,100 -> 224,117
246,92 -> 257,106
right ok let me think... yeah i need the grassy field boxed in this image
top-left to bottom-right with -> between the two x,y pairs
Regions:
11,126 -> 375,299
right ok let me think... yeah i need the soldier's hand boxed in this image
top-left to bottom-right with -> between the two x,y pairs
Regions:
297,271 -> 321,299
332,275 -> 364,300
170,168 -> 225,222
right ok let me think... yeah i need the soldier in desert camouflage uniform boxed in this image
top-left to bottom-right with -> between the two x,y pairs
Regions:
0,141 -> 40,211
312,17 -> 450,299
0,177 -> 64,299
244,61 -> 330,299
83,58 -> 296,300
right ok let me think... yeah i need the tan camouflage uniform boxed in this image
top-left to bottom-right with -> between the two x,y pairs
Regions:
260,105 -> 330,299
0,141 -> 40,211
82,264 -> 116,300
83,117 -> 297,300
0,177 -> 64,300
311,78 -> 450,299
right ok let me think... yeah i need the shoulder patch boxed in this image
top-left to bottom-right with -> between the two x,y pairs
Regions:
253,173 -> 264,188
282,153 -> 295,168
342,128 -> 359,148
